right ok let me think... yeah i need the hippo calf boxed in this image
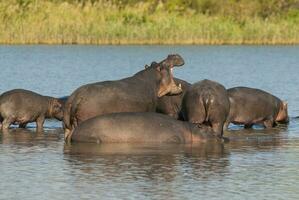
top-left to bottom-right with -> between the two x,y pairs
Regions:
0,89 -> 64,131
225,87 -> 289,129
182,79 -> 230,138
71,112 -> 219,144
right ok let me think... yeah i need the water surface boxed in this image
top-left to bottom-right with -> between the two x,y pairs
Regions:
0,45 -> 299,200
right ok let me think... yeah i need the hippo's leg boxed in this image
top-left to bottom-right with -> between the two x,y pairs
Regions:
0,116 -> 2,129
223,121 -> 230,130
263,118 -> 274,129
65,124 -> 76,143
211,122 -> 224,138
19,123 -> 27,128
2,118 -> 13,131
36,116 -> 45,132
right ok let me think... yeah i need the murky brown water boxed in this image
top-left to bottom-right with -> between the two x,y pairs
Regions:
0,45 -> 299,199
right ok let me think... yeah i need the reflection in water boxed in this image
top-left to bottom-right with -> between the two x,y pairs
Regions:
0,118 -> 298,199
63,142 -> 229,199
64,141 -> 228,180
0,128 -> 62,145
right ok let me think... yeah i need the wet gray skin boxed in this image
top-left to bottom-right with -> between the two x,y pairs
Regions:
70,112 -> 219,144
0,89 -> 63,132
225,86 -> 289,129
64,54 -> 184,142
182,79 -> 230,138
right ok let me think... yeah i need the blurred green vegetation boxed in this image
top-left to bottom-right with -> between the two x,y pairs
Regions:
0,0 -> 298,44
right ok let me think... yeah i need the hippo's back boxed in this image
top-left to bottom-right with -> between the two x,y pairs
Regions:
0,89 -> 46,119
227,87 -> 282,122
65,79 -> 156,125
0,89 -> 44,108
0,89 -> 43,99
228,87 -> 281,107
71,112 -> 191,144
191,79 -> 227,95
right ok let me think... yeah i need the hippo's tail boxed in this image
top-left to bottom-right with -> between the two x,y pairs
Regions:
202,92 -> 212,122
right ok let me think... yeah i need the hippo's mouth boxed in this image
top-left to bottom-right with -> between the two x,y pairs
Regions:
158,83 -> 182,97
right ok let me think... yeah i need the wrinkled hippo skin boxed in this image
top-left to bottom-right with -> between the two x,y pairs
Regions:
0,89 -> 63,131
156,78 -> 191,119
182,79 -> 230,138
225,87 -> 289,129
71,112 -> 218,144
64,54 -> 185,141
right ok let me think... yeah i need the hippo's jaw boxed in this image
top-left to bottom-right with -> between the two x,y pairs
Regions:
158,83 -> 182,97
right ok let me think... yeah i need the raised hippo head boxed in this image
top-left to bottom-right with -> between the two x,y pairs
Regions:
49,98 -> 64,121
161,54 -> 185,68
276,101 -> 289,123
153,54 -> 185,97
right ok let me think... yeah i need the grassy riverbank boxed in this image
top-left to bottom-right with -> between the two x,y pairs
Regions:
1,0 -> 299,44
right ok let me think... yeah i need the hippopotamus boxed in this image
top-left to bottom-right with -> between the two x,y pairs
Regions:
225,87 -> 289,129
0,89 -> 64,131
156,78 -> 191,119
182,79 -> 230,138
70,112 -> 218,144
64,54 -> 185,142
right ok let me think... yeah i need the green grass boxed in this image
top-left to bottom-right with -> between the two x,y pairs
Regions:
0,0 -> 299,44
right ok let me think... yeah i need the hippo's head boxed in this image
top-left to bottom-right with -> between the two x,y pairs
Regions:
153,54 -> 185,97
276,101 -> 289,123
50,99 -> 64,121
161,54 -> 185,68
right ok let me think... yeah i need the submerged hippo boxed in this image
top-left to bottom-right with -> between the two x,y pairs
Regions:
64,54 -> 185,142
156,78 -> 191,119
71,112 -> 218,144
225,87 -> 289,129
182,79 -> 230,138
0,89 -> 63,131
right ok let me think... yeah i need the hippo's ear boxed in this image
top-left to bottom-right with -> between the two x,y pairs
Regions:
283,101 -> 288,107
163,54 -> 185,68
150,61 -> 158,67
145,61 -> 158,69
